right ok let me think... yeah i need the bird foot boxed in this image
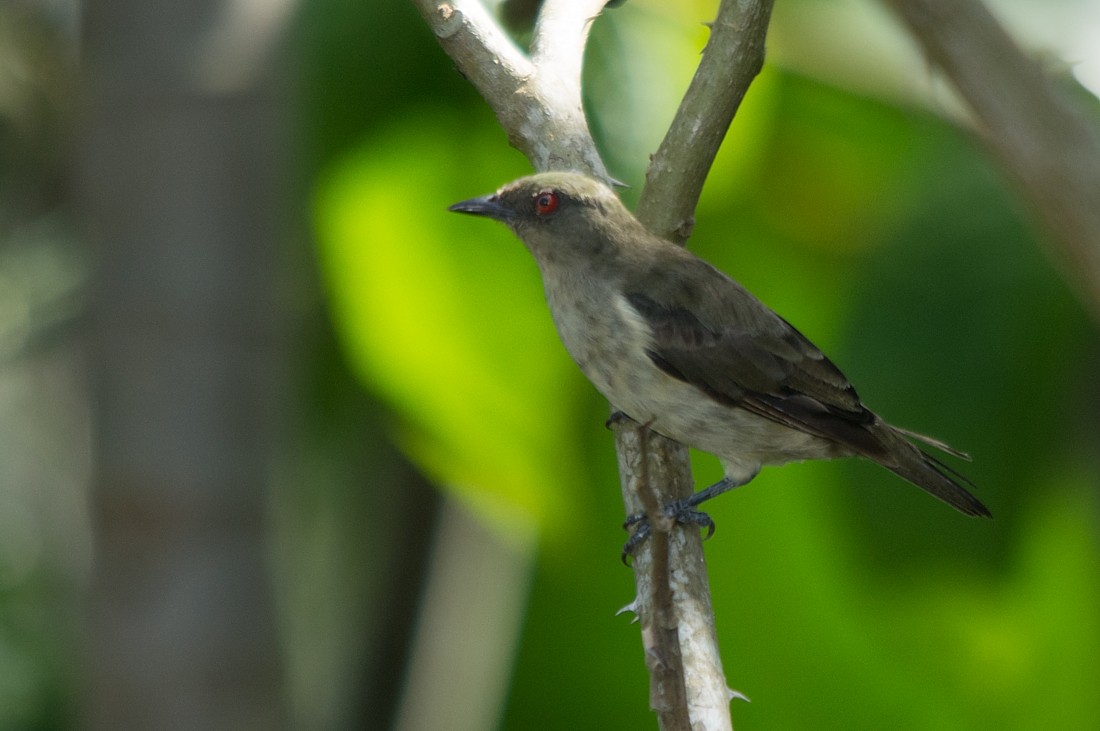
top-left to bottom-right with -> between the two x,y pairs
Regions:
605,410 -> 635,430
621,499 -> 716,564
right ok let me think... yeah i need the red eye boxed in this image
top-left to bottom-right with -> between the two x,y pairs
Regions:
534,191 -> 559,216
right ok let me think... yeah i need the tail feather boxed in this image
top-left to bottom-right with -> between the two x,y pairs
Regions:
878,427 -> 992,518
892,425 -> 973,462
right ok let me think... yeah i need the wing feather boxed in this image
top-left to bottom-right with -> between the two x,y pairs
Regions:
623,258 -> 889,460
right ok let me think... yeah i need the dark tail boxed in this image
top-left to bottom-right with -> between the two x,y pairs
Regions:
877,425 -> 992,518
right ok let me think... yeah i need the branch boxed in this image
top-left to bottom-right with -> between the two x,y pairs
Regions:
881,0 -> 1100,326
530,0 -> 602,86
412,0 -> 532,99
614,423 -> 718,731
411,0 -> 611,179
637,0 -> 775,245
616,2 -> 774,728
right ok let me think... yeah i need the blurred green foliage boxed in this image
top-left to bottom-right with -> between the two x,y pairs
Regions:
315,115 -> 587,545
305,0 -> 1099,728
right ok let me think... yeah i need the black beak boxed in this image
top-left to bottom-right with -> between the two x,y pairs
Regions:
447,193 -> 514,222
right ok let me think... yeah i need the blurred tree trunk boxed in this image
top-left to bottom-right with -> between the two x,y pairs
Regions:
78,0 -> 290,726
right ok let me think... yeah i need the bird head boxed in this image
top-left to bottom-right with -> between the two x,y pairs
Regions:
448,172 -> 637,263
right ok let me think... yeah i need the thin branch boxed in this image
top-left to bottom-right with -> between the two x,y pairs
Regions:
881,0 -> 1100,326
531,0 -> 605,86
615,419 -> 708,731
637,0 -> 776,244
410,0 -> 610,179
412,0 -> 533,99
617,2 -> 775,727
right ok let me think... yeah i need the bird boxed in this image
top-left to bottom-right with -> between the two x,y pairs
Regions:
448,171 -> 991,541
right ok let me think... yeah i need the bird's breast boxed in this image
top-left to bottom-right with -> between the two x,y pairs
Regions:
544,281 -> 680,422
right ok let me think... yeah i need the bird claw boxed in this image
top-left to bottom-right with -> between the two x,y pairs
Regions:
621,499 -> 716,564
621,518 -> 650,564
605,410 -> 635,430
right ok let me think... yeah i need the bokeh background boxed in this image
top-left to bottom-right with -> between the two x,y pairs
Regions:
1,0 -> 1098,728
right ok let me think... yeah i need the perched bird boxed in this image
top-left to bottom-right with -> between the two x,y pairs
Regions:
449,172 -> 991,534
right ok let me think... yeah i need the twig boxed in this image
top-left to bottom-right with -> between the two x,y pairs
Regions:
410,0 -> 611,180
637,0 -> 775,245
881,0 -> 1100,326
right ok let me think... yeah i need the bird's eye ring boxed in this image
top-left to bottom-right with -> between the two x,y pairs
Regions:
534,190 -> 560,216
